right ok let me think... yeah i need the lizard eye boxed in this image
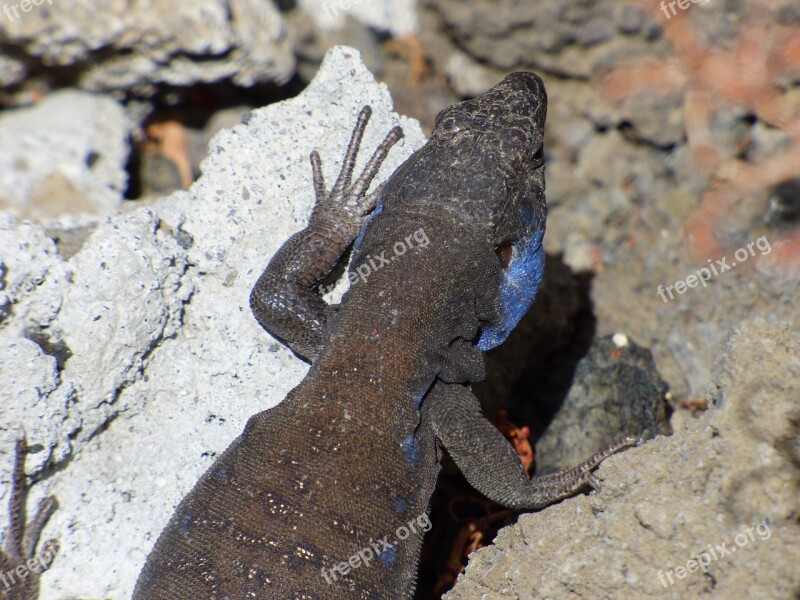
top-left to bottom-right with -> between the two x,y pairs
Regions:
530,145 -> 544,169
495,243 -> 514,269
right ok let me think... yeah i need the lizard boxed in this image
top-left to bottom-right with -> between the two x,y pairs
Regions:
132,71 -> 637,599
0,435 -> 59,600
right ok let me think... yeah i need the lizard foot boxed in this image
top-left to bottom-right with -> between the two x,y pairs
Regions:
524,436 -> 639,507
0,434 -> 59,600
309,106 -> 403,229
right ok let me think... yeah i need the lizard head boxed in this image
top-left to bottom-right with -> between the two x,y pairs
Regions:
427,71 -> 547,243
431,72 -> 548,349
380,72 -> 548,350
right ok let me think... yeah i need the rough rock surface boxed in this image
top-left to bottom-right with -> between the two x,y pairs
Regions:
535,333 -> 671,474
446,319 -> 800,599
0,90 -> 130,223
0,0 -> 294,93
298,0 -> 418,37
0,47 -> 425,599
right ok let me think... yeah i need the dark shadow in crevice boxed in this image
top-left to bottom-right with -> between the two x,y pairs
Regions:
415,254 -> 598,600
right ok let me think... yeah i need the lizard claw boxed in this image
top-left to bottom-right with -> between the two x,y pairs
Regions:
310,106 -> 404,224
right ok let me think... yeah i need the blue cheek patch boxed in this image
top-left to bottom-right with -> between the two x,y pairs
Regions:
519,202 -> 535,226
477,229 -> 545,350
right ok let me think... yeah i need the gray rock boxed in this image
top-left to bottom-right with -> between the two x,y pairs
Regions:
614,3 -> 647,35
298,0 -> 418,36
535,333 -> 671,475
446,319 -> 800,599
421,0 -> 661,79
578,17 -> 615,47
287,6 -> 387,83
587,90 -> 686,148
0,90 -> 130,223
0,46 -> 426,599
0,0 -> 294,95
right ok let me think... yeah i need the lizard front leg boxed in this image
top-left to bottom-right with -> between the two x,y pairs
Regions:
249,106 -> 403,361
0,435 -> 59,600
426,382 -> 637,510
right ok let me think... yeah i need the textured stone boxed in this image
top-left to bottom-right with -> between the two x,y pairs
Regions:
447,319 -> 800,600
0,91 -> 130,222
536,334 -> 671,474
0,0 -> 294,94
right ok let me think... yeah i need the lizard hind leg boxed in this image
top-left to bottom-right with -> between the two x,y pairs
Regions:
520,436 -> 639,505
427,382 -> 639,511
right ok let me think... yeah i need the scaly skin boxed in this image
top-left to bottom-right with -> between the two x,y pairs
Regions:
134,73 -> 636,599
0,435 -> 58,600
